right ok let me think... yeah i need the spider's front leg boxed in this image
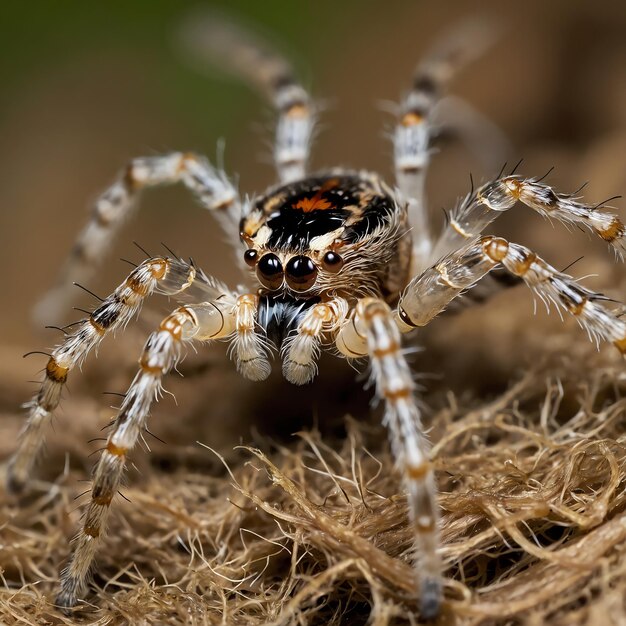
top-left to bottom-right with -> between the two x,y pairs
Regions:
37,152 -> 240,323
55,292 -> 245,609
335,298 -> 442,619
398,236 -> 626,353
8,256 -> 223,494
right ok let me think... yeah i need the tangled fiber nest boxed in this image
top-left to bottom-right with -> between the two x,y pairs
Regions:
1,325 -> 625,625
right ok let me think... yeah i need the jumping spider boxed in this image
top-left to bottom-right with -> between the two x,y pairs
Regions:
7,13 -> 625,619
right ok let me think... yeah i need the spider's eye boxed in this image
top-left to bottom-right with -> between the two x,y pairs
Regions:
285,255 -> 318,291
243,249 -> 258,267
322,251 -> 344,273
256,253 -> 283,290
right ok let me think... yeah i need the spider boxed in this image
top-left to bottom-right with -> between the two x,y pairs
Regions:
7,12 -> 626,619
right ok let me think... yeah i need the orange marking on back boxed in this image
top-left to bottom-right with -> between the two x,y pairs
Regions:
614,336 -> 626,355
294,179 -> 340,213
295,194 -> 332,212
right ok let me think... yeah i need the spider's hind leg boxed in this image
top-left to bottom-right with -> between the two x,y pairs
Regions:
36,152 -> 240,324
180,11 -> 314,184
395,20 -> 499,269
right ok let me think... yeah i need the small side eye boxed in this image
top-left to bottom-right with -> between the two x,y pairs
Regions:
244,249 -> 258,267
322,251 -> 344,273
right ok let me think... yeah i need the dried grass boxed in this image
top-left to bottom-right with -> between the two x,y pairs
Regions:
1,329 -> 625,625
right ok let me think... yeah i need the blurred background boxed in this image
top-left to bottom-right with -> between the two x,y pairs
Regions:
0,0 -> 624,416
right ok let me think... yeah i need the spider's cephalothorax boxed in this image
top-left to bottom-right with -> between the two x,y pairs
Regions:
241,171 -> 411,309
8,12 -> 626,619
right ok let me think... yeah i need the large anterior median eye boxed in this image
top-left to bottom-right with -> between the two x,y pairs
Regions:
256,253 -> 283,290
285,255 -> 318,291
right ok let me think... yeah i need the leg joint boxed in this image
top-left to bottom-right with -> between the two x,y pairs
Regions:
46,357 -> 69,383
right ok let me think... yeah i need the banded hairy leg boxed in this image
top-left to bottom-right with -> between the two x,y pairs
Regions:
35,153 -> 240,324
179,10 -> 315,184
431,174 -> 625,262
56,295 -> 239,609
281,298 -> 349,385
8,256 -> 231,493
335,299 -> 442,619
397,235 -> 626,354
394,19 -> 500,268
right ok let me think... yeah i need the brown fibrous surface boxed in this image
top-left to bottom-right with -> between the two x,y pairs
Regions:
0,301 -> 625,626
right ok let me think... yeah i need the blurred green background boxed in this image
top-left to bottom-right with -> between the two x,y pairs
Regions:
0,0 -> 625,347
